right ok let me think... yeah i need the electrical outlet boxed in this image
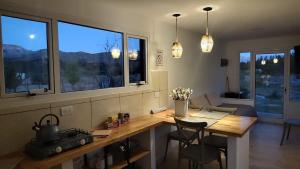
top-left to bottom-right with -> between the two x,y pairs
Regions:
60,106 -> 74,116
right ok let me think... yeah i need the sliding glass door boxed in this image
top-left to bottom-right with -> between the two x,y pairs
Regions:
239,48 -> 300,119
255,53 -> 285,117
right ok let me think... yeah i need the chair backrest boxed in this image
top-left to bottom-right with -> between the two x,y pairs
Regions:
174,117 -> 207,147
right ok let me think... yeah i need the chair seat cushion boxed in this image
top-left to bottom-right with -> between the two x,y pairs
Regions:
168,130 -> 196,140
203,135 -> 227,148
181,144 -> 220,163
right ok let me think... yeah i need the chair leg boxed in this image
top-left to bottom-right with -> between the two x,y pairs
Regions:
218,153 -> 223,169
193,162 -> 198,169
177,158 -> 181,169
164,137 -> 170,161
280,122 -> 287,146
286,124 -> 291,140
188,160 -> 192,169
225,148 -> 228,169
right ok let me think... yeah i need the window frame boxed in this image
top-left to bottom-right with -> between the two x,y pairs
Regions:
126,34 -> 149,86
0,10 -> 54,98
56,20 -> 126,93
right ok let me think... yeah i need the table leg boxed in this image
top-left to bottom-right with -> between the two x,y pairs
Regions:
227,131 -> 249,169
150,128 -> 156,169
61,160 -> 73,169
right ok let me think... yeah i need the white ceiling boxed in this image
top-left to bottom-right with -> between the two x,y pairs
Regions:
99,0 -> 300,40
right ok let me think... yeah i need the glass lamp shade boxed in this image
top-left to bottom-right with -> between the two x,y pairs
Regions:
261,60 -> 266,65
171,41 -> 183,58
201,34 -> 214,53
111,47 -> 121,59
273,58 -> 279,64
129,50 -> 138,60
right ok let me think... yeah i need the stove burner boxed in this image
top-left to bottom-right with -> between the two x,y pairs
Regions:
25,128 -> 93,159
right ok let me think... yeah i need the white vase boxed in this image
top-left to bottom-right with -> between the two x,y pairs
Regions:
175,100 -> 188,117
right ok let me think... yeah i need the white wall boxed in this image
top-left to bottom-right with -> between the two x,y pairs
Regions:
0,0 -> 225,155
0,0 -> 225,107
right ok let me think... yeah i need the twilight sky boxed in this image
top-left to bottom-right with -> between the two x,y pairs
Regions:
1,16 -> 136,54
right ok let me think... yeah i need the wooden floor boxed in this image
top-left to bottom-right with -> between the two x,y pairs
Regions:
158,122 -> 300,169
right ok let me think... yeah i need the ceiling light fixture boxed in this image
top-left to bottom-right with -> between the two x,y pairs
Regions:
201,7 -> 214,53
171,13 -> 183,59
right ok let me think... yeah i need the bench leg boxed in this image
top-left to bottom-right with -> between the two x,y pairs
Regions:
286,124 -> 291,140
280,122 -> 287,146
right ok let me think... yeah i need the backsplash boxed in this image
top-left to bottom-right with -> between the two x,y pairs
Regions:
0,71 -> 169,156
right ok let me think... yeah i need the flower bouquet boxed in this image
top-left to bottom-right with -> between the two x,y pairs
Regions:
170,87 -> 193,117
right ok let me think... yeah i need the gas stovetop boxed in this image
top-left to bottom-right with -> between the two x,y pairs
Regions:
25,128 -> 93,159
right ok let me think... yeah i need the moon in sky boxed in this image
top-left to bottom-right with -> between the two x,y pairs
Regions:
29,34 -> 35,39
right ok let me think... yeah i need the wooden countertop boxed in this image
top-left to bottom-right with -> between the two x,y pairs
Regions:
6,109 -> 257,169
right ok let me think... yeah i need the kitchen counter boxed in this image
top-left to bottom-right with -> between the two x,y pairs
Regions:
1,109 -> 257,169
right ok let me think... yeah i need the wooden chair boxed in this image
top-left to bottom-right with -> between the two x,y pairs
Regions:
164,129 -> 196,161
174,118 -> 223,169
203,133 -> 228,168
280,119 -> 300,145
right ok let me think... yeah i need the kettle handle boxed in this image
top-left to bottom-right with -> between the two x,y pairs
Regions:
39,114 -> 60,126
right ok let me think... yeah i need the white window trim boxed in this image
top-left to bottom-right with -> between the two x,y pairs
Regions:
0,10 -> 55,98
126,34 -> 149,87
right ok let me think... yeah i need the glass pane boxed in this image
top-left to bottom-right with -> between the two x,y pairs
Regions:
240,52 -> 251,99
58,22 -> 124,92
255,53 -> 285,115
1,16 -> 49,94
128,37 -> 146,83
290,47 -> 300,101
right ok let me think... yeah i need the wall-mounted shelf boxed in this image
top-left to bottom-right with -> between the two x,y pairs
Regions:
111,149 -> 150,169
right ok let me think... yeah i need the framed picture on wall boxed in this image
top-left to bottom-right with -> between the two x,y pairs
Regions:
156,49 -> 164,66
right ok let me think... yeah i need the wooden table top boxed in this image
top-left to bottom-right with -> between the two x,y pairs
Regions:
6,109 -> 257,169
154,109 -> 257,137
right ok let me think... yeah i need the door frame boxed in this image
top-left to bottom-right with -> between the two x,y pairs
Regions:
251,50 -> 288,118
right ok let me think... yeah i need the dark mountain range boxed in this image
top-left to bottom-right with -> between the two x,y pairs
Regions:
3,44 -> 122,64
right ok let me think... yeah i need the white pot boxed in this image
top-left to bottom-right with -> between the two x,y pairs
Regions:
175,100 -> 188,117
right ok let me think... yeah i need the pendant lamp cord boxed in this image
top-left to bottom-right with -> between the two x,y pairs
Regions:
206,11 -> 209,36
176,16 -> 178,42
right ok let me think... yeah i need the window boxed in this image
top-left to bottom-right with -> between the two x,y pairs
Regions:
290,47 -> 300,101
58,22 -> 124,92
240,52 -> 251,99
128,37 -> 147,84
1,15 -> 50,94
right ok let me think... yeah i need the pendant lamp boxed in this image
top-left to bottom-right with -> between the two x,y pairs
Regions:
201,7 -> 214,53
171,14 -> 183,58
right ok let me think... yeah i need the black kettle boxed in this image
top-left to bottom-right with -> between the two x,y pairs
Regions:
32,114 -> 60,143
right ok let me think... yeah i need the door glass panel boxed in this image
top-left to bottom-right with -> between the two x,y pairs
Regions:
290,47 -> 300,101
255,53 -> 285,115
